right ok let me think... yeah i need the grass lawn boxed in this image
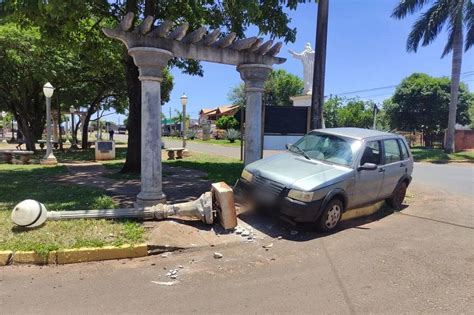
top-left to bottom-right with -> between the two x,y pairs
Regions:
411,147 -> 474,162
102,152 -> 243,185
0,164 -> 144,255
164,136 -> 241,147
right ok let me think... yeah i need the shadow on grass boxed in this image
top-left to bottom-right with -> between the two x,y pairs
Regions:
0,164 -> 114,211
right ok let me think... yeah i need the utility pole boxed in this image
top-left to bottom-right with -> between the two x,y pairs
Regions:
310,0 -> 329,130
373,104 -> 379,130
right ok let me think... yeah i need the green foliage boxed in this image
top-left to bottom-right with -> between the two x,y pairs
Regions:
384,73 -> 472,136
264,69 -> 304,106
229,70 -> 304,107
391,0 -> 474,55
224,128 -> 241,143
410,147 -> 474,162
323,97 -> 375,128
186,129 -> 197,140
216,116 -> 240,130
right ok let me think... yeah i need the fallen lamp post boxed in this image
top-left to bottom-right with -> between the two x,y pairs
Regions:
11,182 -> 237,230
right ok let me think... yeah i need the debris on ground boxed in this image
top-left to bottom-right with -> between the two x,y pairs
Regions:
262,243 -> 274,249
161,252 -> 170,258
151,281 -> 179,286
277,236 -> 283,240
214,252 -> 223,259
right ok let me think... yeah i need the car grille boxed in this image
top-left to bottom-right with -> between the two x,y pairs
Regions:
252,175 -> 285,197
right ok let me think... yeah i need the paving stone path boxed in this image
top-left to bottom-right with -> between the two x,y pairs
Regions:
56,162 -> 212,207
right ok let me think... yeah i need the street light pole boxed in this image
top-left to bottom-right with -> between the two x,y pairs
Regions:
41,82 -> 57,164
180,93 -> 188,150
1,111 -> 7,143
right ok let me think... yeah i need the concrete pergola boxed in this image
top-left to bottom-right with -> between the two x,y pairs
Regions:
103,13 -> 286,206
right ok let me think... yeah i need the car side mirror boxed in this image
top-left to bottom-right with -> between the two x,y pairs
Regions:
285,143 -> 292,150
358,163 -> 378,171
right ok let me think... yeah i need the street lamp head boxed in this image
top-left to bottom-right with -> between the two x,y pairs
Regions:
180,93 -> 188,106
69,105 -> 75,114
43,82 -> 55,98
1,111 -> 6,118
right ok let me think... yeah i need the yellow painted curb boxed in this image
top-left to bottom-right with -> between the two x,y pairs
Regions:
341,201 -> 384,221
0,250 -> 13,266
56,243 -> 148,265
12,251 -> 57,265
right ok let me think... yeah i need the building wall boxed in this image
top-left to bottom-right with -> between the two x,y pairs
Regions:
455,130 -> 474,151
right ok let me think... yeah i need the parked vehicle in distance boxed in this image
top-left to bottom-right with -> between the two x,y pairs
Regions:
237,128 -> 413,232
117,125 -> 127,134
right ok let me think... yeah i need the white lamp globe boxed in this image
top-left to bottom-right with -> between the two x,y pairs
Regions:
180,93 -> 188,106
43,82 -> 55,98
11,199 -> 48,228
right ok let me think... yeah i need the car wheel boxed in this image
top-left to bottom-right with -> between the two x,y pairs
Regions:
386,182 -> 407,210
316,199 -> 343,232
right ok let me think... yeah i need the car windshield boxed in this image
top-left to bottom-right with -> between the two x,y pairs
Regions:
289,132 -> 361,166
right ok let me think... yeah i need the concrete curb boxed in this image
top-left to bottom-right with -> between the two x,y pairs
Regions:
2,244 -> 148,266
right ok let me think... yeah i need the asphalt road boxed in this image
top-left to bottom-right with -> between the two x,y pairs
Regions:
1,138 -> 473,314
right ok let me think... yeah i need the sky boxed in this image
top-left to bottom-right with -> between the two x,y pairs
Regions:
110,0 -> 474,124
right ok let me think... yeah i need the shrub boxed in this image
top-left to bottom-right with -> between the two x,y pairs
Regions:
215,116 -> 239,130
186,129 -> 197,140
224,129 -> 240,143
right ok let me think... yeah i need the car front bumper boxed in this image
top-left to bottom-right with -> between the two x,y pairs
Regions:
236,179 -> 324,223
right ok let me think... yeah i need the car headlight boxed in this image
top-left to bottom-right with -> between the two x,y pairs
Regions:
287,189 -> 314,202
241,169 -> 254,182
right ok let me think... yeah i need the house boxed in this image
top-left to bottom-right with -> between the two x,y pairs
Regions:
199,104 -> 239,124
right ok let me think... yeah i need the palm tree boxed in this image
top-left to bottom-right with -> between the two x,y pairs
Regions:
392,0 -> 474,153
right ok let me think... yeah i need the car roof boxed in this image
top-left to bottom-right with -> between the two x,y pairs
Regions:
311,127 -> 399,140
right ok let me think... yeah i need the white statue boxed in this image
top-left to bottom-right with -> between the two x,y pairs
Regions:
289,42 -> 315,94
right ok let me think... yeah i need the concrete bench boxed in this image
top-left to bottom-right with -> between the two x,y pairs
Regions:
0,150 -> 34,164
37,140 -> 59,150
165,147 -> 184,160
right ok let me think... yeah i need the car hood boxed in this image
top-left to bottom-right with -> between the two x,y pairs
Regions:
246,152 -> 353,191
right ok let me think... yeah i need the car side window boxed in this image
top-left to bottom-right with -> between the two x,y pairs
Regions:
398,139 -> 409,160
383,139 -> 402,164
360,141 -> 381,165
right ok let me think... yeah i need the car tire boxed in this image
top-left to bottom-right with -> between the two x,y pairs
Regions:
316,199 -> 343,232
386,182 -> 407,210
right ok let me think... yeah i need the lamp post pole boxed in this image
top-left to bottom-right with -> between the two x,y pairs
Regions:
1,111 -> 7,143
180,93 -> 188,150
41,82 -> 57,164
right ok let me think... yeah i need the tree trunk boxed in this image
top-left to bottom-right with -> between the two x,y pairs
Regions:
81,106 -> 95,150
310,0 -> 329,130
17,115 -> 36,151
121,51 -> 142,173
445,23 -> 463,153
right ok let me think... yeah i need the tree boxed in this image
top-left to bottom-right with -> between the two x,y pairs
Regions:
216,116 -> 240,130
264,69 -> 304,106
229,69 -> 304,108
384,73 -> 472,147
0,23 -> 74,150
323,96 -> 374,129
392,0 -> 474,152
2,0 -> 309,172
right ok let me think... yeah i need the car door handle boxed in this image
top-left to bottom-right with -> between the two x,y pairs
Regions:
400,163 -> 406,167
378,168 -> 385,172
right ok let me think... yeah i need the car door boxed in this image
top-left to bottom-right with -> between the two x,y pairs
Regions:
351,140 -> 385,208
378,138 -> 404,198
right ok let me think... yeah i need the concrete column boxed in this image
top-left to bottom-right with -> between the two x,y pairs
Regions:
129,47 -> 173,207
237,64 -> 272,165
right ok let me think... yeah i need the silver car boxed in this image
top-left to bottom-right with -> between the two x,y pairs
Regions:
238,128 -> 413,232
